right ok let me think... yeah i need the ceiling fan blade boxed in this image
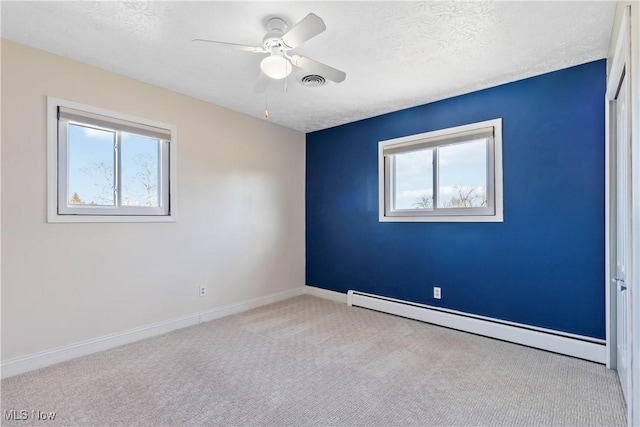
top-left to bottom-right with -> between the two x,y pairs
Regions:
290,55 -> 346,83
192,39 -> 264,53
253,72 -> 271,93
280,13 -> 326,50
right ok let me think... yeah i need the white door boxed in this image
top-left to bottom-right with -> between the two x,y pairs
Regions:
615,72 -> 631,404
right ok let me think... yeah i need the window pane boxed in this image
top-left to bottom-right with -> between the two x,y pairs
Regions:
121,133 -> 160,207
393,148 -> 433,210
437,138 -> 487,208
67,124 -> 115,206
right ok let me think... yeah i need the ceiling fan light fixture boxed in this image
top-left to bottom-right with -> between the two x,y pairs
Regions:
260,55 -> 292,80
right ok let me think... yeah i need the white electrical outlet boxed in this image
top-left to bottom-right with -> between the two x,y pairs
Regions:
199,285 -> 207,297
433,287 -> 441,299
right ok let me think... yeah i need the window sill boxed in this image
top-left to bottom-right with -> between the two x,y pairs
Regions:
379,214 -> 503,223
47,213 -> 176,224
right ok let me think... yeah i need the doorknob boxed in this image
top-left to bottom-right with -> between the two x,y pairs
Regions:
613,277 -> 628,291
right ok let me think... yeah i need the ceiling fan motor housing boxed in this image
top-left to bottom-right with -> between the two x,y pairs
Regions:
263,17 -> 288,50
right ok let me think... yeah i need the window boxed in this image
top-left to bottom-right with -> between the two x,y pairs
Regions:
47,97 -> 176,223
379,119 -> 503,222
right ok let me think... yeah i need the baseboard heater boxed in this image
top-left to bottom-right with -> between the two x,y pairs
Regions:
347,290 -> 606,364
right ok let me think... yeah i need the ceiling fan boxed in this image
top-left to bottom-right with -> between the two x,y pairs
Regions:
193,13 -> 346,92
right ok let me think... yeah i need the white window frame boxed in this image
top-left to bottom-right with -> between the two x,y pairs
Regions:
47,97 -> 177,223
379,118 -> 503,222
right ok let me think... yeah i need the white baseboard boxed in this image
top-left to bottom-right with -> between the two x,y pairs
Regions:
1,287 -> 305,379
304,285 -> 348,303
347,290 -> 606,364
3,285 -> 604,379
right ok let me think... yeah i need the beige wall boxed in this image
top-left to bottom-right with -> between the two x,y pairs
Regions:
1,40 -> 305,361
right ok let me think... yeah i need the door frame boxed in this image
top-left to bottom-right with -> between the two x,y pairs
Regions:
606,4 -> 638,425
605,4 -> 629,370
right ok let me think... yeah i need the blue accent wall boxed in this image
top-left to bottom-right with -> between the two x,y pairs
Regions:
306,60 -> 606,339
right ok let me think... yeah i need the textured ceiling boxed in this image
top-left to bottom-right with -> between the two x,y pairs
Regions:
1,1 -> 615,133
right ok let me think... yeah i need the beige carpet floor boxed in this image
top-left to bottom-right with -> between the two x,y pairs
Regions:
1,295 -> 627,426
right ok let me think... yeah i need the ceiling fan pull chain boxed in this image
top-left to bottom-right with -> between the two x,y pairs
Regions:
285,67 -> 289,93
264,92 -> 269,118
